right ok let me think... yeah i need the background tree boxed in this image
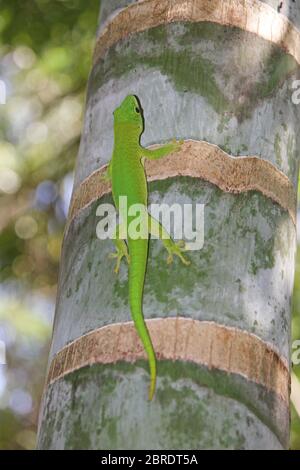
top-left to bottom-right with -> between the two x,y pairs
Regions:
36,0 -> 300,450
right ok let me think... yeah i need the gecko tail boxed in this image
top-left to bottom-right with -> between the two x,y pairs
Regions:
147,344 -> 156,401
128,238 -> 157,400
130,294 -> 157,400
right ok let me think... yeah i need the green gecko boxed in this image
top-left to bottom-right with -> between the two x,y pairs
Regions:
103,95 -> 190,400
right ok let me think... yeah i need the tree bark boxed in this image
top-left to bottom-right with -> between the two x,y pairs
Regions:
37,0 -> 300,449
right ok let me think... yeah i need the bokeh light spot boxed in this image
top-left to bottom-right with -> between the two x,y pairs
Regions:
9,389 -> 32,415
15,216 -> 38,240
13,46 -> 36,69
35,180 -> 57,207
26,121 -> 48,144
0,169 -> 21,194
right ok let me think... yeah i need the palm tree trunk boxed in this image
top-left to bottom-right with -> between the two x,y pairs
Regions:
37,0 -> 300,449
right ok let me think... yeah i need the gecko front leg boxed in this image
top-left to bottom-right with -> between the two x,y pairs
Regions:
140,140 -> 183,160
148,214 -> 190,266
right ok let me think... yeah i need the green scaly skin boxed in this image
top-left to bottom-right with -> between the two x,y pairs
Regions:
103,95 -> 190,400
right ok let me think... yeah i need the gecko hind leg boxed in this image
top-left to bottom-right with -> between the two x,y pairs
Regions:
148,214 -> 190,266
109,224 -> 130,274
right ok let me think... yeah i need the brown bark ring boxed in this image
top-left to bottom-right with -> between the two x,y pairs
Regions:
94,0 -> 300,65
45,317 -> 290,405
66,140 -> 296,238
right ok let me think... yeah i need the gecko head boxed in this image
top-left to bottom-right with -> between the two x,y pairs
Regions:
113,95 -> 144,133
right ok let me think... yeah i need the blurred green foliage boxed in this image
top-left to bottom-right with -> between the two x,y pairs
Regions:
0,0 -> 99,289
0,0 -> 99,449
0,0 -> 299,451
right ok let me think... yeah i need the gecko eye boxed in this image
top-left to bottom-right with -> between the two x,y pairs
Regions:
135,107 -> 140,113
